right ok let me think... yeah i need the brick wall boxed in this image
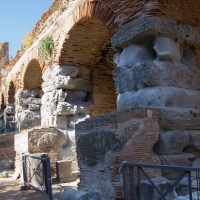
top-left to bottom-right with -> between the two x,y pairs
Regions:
76,107 -> 160,199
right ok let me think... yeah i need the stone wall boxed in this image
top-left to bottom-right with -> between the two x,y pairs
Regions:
15,127 -> 58,177
76,107 -> 160,199
15,88 -> 43,132
41,64 -> 91,170
111,16 -> 200,181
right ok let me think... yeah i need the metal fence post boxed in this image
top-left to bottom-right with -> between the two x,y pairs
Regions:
122,161 -> 129,200
46,157 -> 53,200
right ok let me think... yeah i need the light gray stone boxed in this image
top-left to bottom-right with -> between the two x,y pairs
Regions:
58,129 -> 68,147
154,131 -> 189,155
141,177 -> 174,200
28,104 -> 40,111
181,45 -> 196,68
57,115 -> 68,129
141,61 -> 193,89
17,89 -> 31,98
18,97 -> 41,106
78,66 -> 91,80
17,120 -> 41,131
159,108 -> 200,130
158,153 -> 195,179
69,115 -> 89,129
117,42 -> 154,68
56,102 -> 77,116
4,106 -> 14,115
61,188 -> 100,200
18,110 -> 41,122
153,37 -> 181,62
183,131 -> 200,152
117,87 -> 200,111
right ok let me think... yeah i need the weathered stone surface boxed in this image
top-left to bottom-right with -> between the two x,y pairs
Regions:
42,76 -> 75,92
141,177 -> 174,200
154,131 -> 189,155
111,16 -> 200,47
153,37 -> 181,62
61,188 -> 100,200
56,160 -> 74,183
30,89 -> 39,97
42,65 -> 79,82
68,115 -> 89,129
158,153 -> 195,179
58,129 -> 68,147
5,121 -> 15,131
18,97 -> 41,106
56,102 -> 77,116
4,106 -> 14,115
159,108 -> 200,130
117,42 -> 154,68
38,133 -> 57,148
0,139 -> 14,148
17,121 -> 41,131
78,66 -> 91,80
183,131 -> 200,152
18,110 -> 41,122
28,104 -> 40,111
74,78 -> 91,92
141,61 -> 194,89
41,116 -> 57,127
117,87 -> 200,110
17,89 -> 31,98
57,115 -> 68,129
66,91 -> 87,102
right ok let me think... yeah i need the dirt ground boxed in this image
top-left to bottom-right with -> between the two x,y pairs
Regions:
0,167 -> 78,200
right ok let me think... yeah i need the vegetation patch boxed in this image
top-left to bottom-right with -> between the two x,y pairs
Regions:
38,35 -> 54,61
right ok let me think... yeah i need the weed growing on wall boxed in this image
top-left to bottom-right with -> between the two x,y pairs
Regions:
21,32 -> 34,51
38,35 -> 54,60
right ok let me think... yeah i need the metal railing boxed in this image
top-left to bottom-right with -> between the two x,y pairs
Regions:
22,154 -> 53,200
122,161 -> 200,200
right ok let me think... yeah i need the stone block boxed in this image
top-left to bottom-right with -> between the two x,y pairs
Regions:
17,120 -> 41,132
28,104 -> 40,111
56,160 -> 74,183
57,115 -> 68,129
111,16 -> 200,47
183,131 -> 200,152
58,129 -> 68,147
4,106 -> 14,115
158,153 -> 195,179
78,66 -> 91,80
38,133 -> 57,149
154,131 -> 189,155
56,102 -> 77,116
159,108 -> 200,130
68,115 -> 89,129
153,37 -> 181,62
117,42 -> 154,68
18,110 -> 41,122
18,97 -> 41,106
30,88 -> 40,97
17,89 -> 31,98
61,188 -> 100,200
117,87 -> 200,111
140,177 -> 174,200
5,121 -> 15,131
74,78 -> 91,92
65,91 -> 87,102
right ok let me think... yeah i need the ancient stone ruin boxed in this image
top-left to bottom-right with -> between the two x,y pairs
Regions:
1,0 -> 200,199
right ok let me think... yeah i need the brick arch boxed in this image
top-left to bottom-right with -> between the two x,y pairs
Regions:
22,59 -> 43,89
7,81 -> 15,104
58,0 -> 117,66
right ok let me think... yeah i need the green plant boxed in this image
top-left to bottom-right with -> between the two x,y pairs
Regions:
21,32 -> 34,51
38,35 -> 54,60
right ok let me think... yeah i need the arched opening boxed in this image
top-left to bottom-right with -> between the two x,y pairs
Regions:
15,59 -> 43,132
59,17 -> 117,116
4,81 -> 15,132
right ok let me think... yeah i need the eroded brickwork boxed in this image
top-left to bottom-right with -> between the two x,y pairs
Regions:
76,107 -> 160,199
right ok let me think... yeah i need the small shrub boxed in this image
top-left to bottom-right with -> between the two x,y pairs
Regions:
22,32 -> 34,51
38,35 -> 54,60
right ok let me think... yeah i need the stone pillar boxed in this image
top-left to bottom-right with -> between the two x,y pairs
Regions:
41,65 -> 92,171
111,16 -> 200,179
56,160 -> 74,182
15,88 -> 43,132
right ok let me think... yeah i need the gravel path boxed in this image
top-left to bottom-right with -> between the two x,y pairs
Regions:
0,167 -> 78,200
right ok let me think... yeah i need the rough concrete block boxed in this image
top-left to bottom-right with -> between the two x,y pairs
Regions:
141,177 -> 174,200
154,131 -> 189,155
61,188 -> 100,200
